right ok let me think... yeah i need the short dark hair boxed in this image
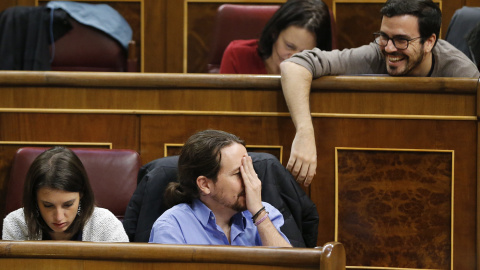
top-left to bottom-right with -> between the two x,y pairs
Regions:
22,146 -> 95,239
380,0 -> 441,45
164,130 -> 245,207
258,0 -> 332,59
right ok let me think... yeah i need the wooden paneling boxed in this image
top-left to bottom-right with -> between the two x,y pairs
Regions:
0,113 -> 139,148
165,144 -> 283,161
0,72 -> 478,269
337,149 -> 453,269
466,0 -> 480,6
334,2 -> 382,50
0,0 -> 16,11
0,71 -> 476,114
313,118 -> 476,270
333,0 -> 444,50
186,2 -> 219,73
140,115 -> 294,164
144,0 -> 167,73
478,118 -> 480,270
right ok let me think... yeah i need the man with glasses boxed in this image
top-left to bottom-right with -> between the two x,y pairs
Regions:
279,0 -> 480,187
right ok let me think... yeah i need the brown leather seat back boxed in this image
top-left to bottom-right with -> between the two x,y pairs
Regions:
207,4 -> 280,73
50,18 -> 128,72
5,147 -> 141,220
206,3 -> 338,73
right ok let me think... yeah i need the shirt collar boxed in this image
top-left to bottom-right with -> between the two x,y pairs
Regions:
192,199 -> 247,230
192,199 -> 216,227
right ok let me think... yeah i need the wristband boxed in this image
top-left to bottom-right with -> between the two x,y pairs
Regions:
251,206 -> 265,222
254,212 -> 269,226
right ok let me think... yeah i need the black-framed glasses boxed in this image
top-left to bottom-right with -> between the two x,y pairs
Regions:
373,32 -> 422,50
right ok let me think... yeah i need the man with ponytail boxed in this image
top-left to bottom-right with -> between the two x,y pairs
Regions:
149,130 -> 291,247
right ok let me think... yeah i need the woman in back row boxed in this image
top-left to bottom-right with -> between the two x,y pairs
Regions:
2,146 -> 128,242
219,0 -> 332,74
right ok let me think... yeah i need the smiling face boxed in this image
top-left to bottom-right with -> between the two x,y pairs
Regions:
265,25 -> 316,74
379,15 -> 434,76
37,187 -> 80,239
208,143 -> 248,213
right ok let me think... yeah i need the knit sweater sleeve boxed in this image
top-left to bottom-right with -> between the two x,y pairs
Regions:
2,208 -> 30,240
82,207 -> 129,242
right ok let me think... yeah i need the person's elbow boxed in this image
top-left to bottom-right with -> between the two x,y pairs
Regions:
280,60 -> 297,75
281,60 -> 311,74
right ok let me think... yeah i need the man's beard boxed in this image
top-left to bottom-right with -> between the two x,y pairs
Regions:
212,191 -> 247,212
383,45 -> 425,76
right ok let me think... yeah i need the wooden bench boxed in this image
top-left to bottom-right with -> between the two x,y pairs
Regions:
0,241 -> 346,270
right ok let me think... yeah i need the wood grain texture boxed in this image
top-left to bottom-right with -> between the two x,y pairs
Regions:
0,241 -> 346,270
144,0 -> 168,73
140,114 -> 295,164
187,3 -> 219,73
312,118 -> 476,270
337,149 -> 452,269
0,73 -> 477,269
0,72 -> 476,116
334,3 -> 382,49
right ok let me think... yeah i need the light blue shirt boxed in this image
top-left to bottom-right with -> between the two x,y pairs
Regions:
46,1 -> 132,49
149,199 -> 290,246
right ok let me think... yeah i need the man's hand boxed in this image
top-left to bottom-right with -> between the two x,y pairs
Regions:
240,154 -> 263,215
280,61 -> 317,187
286,129 -> 317,186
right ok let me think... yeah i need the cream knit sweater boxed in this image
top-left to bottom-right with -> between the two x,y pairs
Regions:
2,207 -> 129,242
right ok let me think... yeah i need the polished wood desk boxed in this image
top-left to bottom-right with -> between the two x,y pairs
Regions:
0,71 -> 478,270
0,241 -> 345,270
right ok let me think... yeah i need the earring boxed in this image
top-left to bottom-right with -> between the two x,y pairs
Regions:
77,201 -> 82,216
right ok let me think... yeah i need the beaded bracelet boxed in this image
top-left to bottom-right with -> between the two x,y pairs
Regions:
254,212 -> 269,226
251,206 -> 265,222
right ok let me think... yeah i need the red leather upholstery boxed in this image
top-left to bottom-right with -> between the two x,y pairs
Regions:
50,18 -> 137,72
5,147 -> 141,220
207,4 -> 338,73
207,4 -> 280,73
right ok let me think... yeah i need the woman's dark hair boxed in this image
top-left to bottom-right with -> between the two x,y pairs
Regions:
22,146 -> 95,239
380,0 -> 441,46
258,0 -> 332,59
164,130 -> 245,207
